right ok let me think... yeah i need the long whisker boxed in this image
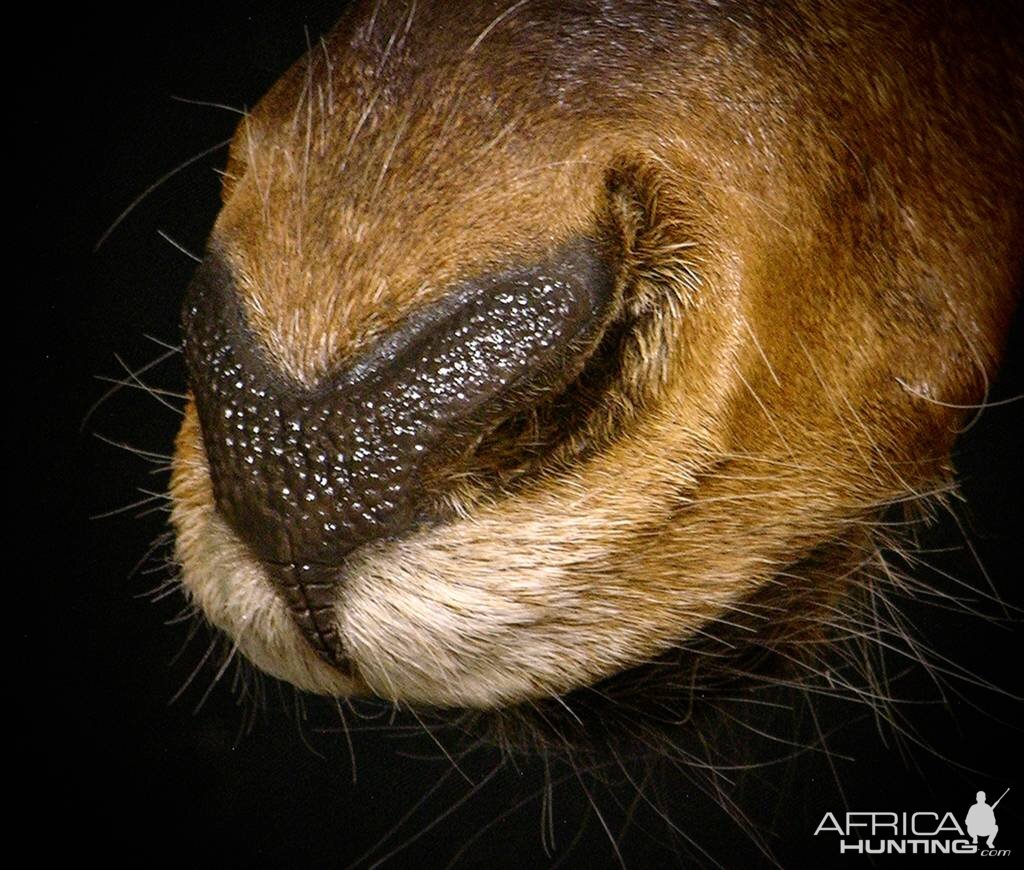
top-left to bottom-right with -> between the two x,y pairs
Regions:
94,137 -> 231,250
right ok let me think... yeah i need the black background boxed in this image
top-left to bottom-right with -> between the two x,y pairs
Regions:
34,3 -> 1022,867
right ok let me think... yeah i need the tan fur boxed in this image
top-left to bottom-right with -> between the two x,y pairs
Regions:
171,0 -> 1022,709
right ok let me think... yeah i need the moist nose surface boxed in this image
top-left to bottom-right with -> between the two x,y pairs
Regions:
182,241 -> 614,667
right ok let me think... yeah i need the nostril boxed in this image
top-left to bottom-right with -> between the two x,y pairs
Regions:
182,240 -> 615,666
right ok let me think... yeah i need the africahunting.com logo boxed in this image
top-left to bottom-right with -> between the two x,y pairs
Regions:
815,788 -> 1010,856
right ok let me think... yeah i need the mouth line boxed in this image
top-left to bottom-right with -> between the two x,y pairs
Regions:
265,559 -> 354,674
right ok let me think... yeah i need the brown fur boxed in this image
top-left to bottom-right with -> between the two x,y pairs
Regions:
171,0 -> 1022,711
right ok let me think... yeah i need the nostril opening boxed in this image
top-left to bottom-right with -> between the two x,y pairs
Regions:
182,239 -> 615,665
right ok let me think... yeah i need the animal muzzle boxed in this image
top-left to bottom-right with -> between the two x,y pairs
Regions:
182,240 -> 615,669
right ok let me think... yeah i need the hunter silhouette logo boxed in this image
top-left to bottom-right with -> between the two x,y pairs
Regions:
966,789 -> 1009,851
814,788 -> 1011,856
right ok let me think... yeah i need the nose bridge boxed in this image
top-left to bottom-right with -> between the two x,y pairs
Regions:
182,242 -> 613,667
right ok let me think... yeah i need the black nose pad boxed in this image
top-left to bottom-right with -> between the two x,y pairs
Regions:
182,240 -> 614,667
